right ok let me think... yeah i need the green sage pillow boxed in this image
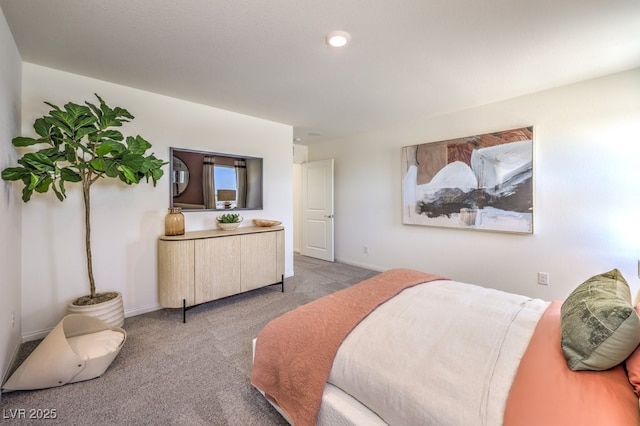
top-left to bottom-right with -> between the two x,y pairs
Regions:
560,269 -> 640,371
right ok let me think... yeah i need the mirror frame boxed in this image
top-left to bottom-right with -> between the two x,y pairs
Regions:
169,147 -> 264,211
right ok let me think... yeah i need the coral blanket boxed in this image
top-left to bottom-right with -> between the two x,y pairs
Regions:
504,301 -> 640,426
250,269 -> 444,426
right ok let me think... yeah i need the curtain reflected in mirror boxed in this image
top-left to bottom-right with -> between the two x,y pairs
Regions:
235,159 -> 247,208
170,147 -> 263,211
203,156 -> 216,209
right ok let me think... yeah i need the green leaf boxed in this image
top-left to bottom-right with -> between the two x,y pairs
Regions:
46,115 -> 72,135
85,97 -> 100,113
64,145 -> 77,163
140,155 -> 163,172
100,114 -> 122,129
21,186 -> 33,202
35,176 -> 53,193
95,129 -> 124,142
12,136 -> 42,147
33,118 -> 51,138
43,101 -> 61,111
52,184 -> 64,201
63,102 -> 93,127
95,140 -> 125,156
20,152 -> 55,172
89,158 -> 106,172
37,147 -> 61,158
1,167 -> 30,181
103,160 -> 119,178
154,157 -> 169,168
60,167 -> 82,182
113,106 -> 134,121
28,173 -> 39,190
75,126 -> 98,141
120,153 -> 145,171
49,110 -> 76,131
48,126 -> 64,146
119,165 -> 138,184
150,168 -> 164,184
74,115 -> 97,130
218,213 -> 241,223
58,179 -> 66,198
97,96 -> 131,129
126,135 -> 151,154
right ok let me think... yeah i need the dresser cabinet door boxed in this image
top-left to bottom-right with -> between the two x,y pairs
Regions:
158,240 -> 195,308
195,236 -> 241,303
240,231 -> 278,292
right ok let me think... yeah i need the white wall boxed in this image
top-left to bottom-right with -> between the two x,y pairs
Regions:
19,64 -> 293,339
0,8 -> 22,385
309,69 -> 640,302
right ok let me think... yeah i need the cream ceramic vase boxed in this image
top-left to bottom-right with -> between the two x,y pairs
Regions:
67,292 -> 125,328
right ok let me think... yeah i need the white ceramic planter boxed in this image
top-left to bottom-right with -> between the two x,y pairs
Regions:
67,292 -> 125,328
217,222 -> 241,231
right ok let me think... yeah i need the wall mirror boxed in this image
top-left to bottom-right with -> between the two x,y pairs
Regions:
170,147 -> 263,211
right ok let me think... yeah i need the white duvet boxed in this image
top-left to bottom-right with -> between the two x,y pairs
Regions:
327,280 -> 549,426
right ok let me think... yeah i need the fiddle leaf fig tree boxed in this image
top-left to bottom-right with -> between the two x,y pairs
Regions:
1,94 -> 165,305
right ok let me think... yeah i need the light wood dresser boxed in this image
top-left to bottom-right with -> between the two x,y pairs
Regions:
158,225 -> 284,322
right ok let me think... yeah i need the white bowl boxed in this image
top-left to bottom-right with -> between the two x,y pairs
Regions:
217,222 -> 241,231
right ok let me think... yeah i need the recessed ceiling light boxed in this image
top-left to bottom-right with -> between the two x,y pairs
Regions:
325,31 -> 351,48
308,132 -> 322,136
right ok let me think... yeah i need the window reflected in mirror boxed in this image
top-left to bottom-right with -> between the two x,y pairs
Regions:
170,147 -> 263,211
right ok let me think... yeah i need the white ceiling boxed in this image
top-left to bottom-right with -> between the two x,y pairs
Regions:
2,0 -> 640,144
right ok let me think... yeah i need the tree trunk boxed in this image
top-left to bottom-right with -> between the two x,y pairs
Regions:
82,176 -> 96,299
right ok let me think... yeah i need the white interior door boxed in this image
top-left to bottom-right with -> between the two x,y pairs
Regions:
301,159 -> 334,261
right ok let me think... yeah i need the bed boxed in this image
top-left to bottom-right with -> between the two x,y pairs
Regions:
251,268 -> 640,426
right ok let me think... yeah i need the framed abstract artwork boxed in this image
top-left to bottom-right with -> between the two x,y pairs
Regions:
402,126 -> 533,234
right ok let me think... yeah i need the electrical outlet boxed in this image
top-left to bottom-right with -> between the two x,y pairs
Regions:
11,310 -> 15,328
363,246 -> 369,254
538,272 -> 549,285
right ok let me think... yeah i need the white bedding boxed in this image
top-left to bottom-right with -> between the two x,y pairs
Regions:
317,383 -> 387,425
327,280 -> 549,425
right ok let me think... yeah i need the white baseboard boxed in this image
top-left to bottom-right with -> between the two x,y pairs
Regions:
334,257 -> 387,273
125,303 -> 162,318
21,303 -> 163,342
22,327 -> 54,342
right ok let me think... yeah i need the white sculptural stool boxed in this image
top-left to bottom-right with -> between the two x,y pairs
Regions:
2,314 -> 126,392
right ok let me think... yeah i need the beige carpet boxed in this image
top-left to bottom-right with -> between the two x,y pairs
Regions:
1,255 -> 377,425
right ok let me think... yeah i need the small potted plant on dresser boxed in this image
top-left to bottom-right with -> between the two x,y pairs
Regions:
216,213 -> 243,230
1,94 -> 165,327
